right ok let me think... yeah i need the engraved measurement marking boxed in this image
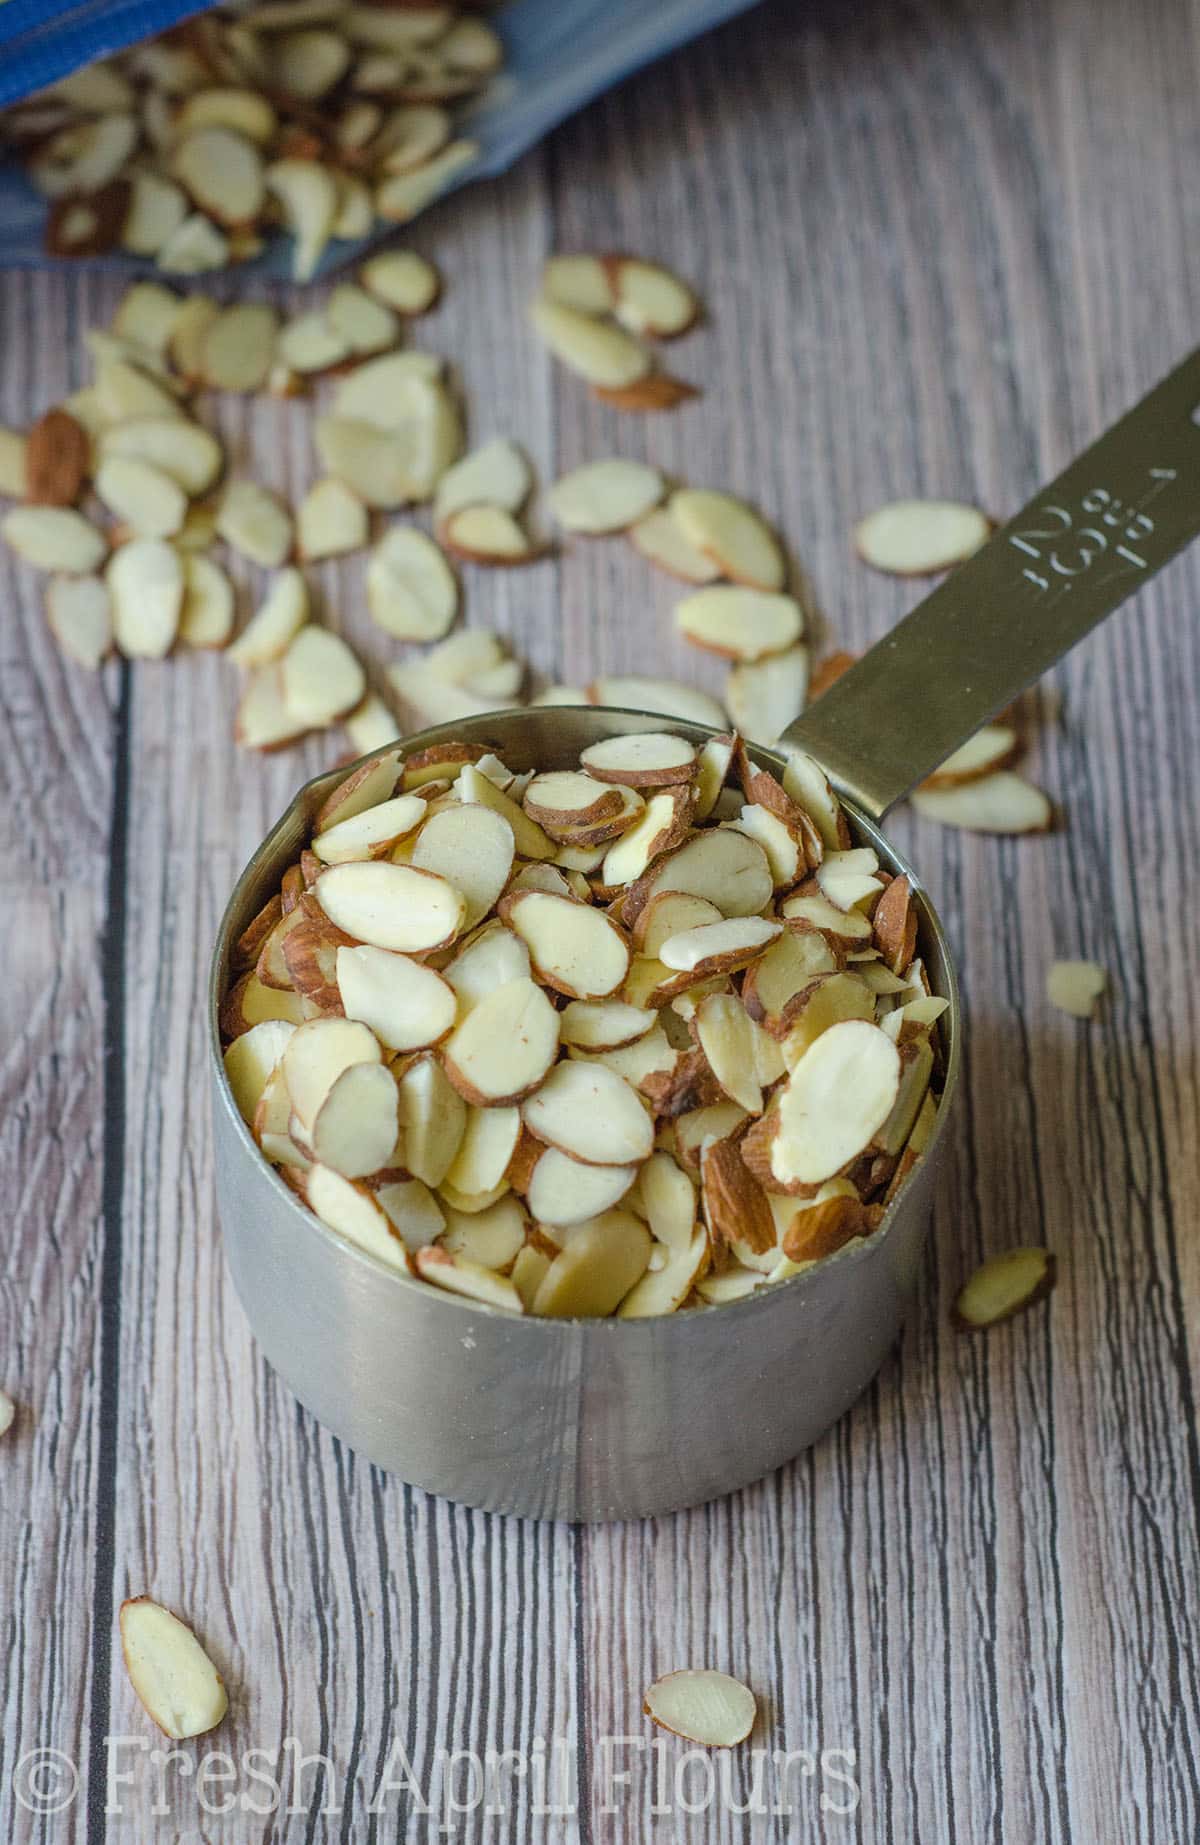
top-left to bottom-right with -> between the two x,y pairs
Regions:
1009,467 -> 1178,592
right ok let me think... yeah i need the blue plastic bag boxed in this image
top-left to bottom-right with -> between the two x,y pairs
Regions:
0,0 -> 759,277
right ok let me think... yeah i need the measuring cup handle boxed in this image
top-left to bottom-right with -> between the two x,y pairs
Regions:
781,347 -> 1200,820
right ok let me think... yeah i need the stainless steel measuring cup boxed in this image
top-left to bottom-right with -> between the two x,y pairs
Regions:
209,349 -> 1200,1520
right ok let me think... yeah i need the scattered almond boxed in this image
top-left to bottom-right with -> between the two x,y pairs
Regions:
911,772 -> 1052,834
643,1670 -> 756,1747
119,1599 -> 228,1740
954,1248 -> 1057,1330
549,459 -> 664,534
854,498 -> 991,575
1046,959 -> 1106,1019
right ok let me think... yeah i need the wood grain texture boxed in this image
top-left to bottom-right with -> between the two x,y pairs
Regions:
2,0 -> 1199,1838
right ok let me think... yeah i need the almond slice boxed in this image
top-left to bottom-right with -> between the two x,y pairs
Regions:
315,415 -> 425,510
235,667 -> 308,752
635,1149 -> 697,1250
530,1208 -> 651,1316
530,297 -> 651,389
265,156 -> 338,279
314,793 -> 426,862
921,724 -> 1021,790
523,770 -> 625,832
305,1163 -> 412,1273
444,924 -> 530,1011
317,860 -> 464,953
107,538 -> 183,658
1046,959 -> 1106,1019
725,647 -> 810,744
411,802 -> 515,929
445,1106 -> 522,1197
911,772 -> 1052,834
693,992 -> 774,1113
618,1228 -> 708,1317
375,139 -> 478,223
522,1061 -> 653,1167
549,459 -> 664,534
675,585 -> 802,661
228,568 -> 308,667
624,827 -> 774,925
45,574 -> 112,668
221,970 -> 306,1033
375,1178 -> 444,1252
176,86 -> 278,144
764,1019 -> 901,1188
782,1192 -> 882,1263
659,915 -> 780,978
315,750 -> 402,829
3,505 -> 107,574
628,506 -> 720,584
601,788 -> 693,887
359,249 -> 441,315
814,846 -> 883,912
173,127 -> 265,226
440,1195 -> 527,1270
281,627 -> 365,729
345,694 -> 402,754
559,1000 -> 656,1051
700,1136 -> 776,1254
588,675 -> 726,730
670,489 -> 785,591
276,25 -> 352,96
201,303 -> 277,392
524,1148 -> 638,1227
781,890 -> 872,948
642,1667 -> 756,1747
398,1053 -> 466,1187
415,1245 -> 524,1313
854,499 -> 990,575
580,731 -> 697,787
278,310 -> 350,374
223,1017 -> 296,1123
33,113 -> 138,196
777,971 -> 876,1067
742,929 -> 837,1027
608,258 -> 699,338
217,481 -> 293,568
442,504 -> 538,566
781,751 -> 850,852
24,408 -> 89,508
503,889 -> 631,1000
457,761 -> 553,861
178,554 -> 235,648
327,281 -> 399,356
541,255 -> 614,314
297,478 -> 368,561
954,1248 -> 1057,1330
441,977 -> 560,1105
95,456 -> 187,539
156,213 -> 230,275
308,1059 -> 399,1178
373,102 -> 452,171
99,418 -> 223,498
632,891 -> 722,956
119,1600 -> 228,1741
367,526 -> 457,640
872,874 -> 917,974
282,1015 -> 380,1129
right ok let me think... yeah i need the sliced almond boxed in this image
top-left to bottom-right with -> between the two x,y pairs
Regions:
523,770 -> 624,833
455,761 -> 552,861
223,1017 -> 296,1123
221,969 -> 306,1033
921,724 -> 1020,790
556,1001 -> 653,1053
409,802 -> 514,930
600,788 -> 693,887
530,1209 -> 651,1317
282,1015 -> 380,1129
315,415 -> 425,510
176,86 -> 278,144
173,127 -> 265,226
235,666 -> 308,751
277,310 -> 350,374
3,505 -> 107,574
398,1053 -> 466,1187
911,772 -> 1052,834
99,418 -> 223,498
34,111 -> 138,195
502,889 -> 631,1000
781,890 -> 872,949
522,1061 -> 653,1167
608,258 -> 698,338
1046,959 -> 1106,1019
854,499 -> 990,575
345,694 -> 402,754
366,526 -> 457,640
227,567 -> 308,667
628,505 -> 720,584
375,139 -> 478,222
314,793 -> 426,863
119,1600 -> 228,1741
670,489 -> 784,591
871,874 -> 917,975
725,646 -> 810,744
524,1148 -> 637,1227
580,731 -> 697,788
777,971 -> 876,1067
624,827 -> 774,926
415,1245 -> 523,1312
305,1163 -> 413,1273
549,459 -> 664,534
442,504 -> 539,566
327,281 -> 399,356
309,1059 -> 399,1178
530,297 -> 651,389
217,480 -> 293,567
618,1228 -> 708,1317
168,295 -> 220,382
315,750 -> 402,829
280,627 -> 365,729
373,101 -> 452,170
643,1669 -> 755,1747
45,574 -> 112,668
781,751 -> 850,852
694,991 -> 779,1113
297,478 -> 368,561
701,1136 -> 775,1254
107,539 -> 183,658
201,303 -> 277,392
156,213 -> 230,275
265,156 -> 338,279
742,929 -> 837,1027
631,891 -> 721,958
762,1019 -> 901,1188
541,255 -> 614,314
443,923 -> 530,1012
782,1192 -> 882,1263
359,249 -> 441,315
589,675 -> 726,730
375,1177 -> 444,1252
658,916 -> 780,979
954,1247 -> 1057,1330
178,554 -> 235,648
445,1106 -> 521,1198
95,456 -> 187,540
440,1195 -> 527,1270
675,585 -> 802,662
442,977 -> 559,1105
317,859 -> 464,953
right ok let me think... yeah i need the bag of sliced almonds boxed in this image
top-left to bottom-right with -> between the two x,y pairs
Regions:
0,0 -> 759,279
221,730 -> 946,1318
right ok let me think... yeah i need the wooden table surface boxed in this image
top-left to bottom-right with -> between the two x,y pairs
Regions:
4,0 -> 1200,1838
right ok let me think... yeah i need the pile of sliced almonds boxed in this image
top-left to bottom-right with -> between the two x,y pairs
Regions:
531,254 -> 700,409
222,728 -> 945,1317
0,2 -> 503,278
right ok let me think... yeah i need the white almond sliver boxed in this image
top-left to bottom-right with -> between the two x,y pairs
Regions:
173,127 -> 265,225
375,140 -> 479,224
633,827 -> 774,921
223,1017 -> 296,1123
726,646 -> 810,743
549,459 -> 664,534
530,297 -> 651,389
504,890 -> 630,1000
359,249 -> 441,315
175,87 -> 277,144
327,282 -> 399,356
411,802 -> 515,930
309,1059 -> 399,1179
781,750 -> 846,852
433,437 -> 532,525
282,1015 -> 380,1128
217,481 -> 293,568
921,723 -> 1020,789
670,489 -> 785,591
643,1670 -> 756,1747
541,254 -> 614,314
440,1196 -> 527,1270
178,555 -> 235,648
227,568 -> 308,667
526,1147 -> 637,1226
444,925 -> 530,1012
121,173 -> 189,257
522,1061 -> 653,1167
3,506 -> 107,574
911,772 -> 1051,834
399,1055 -> 466,1188
315,416 -> 424,511
330,349 -> 444,422
617,1228 -> 708,1317
442,504 -> 537,566
1046,959 -> 1106,1019
658,915 -> 781,975
634,891 -> 722,957
954,1248 -> 1056,1330
297,478 -> 368,561
367,527 -> 457,640
108,539 -> 183,659
530,1210 -> 651,1317
345,694 -> 402,754
770,1019 -> 901,1187
376,1177 -> 444,1251
314,793 -> 426,863
611,259 -> 699,338
638,1150 -> 696,1250
235,666 -> 307,751
589,675 -> 726,730
854,499 -> 990,575
46,574 -> 112,668
119,1600 -> 228,1741
201,303 -> 277,392
305,1164 -> 412,1273
99,418 -> 223,497
676,585 -> 802,661
695,991 -> 771,1113
281,627 -> 365,729
265,157 -> 338,280
559,1000 -> 656,1050
318,858 -> 465,952
580,731 -> 697,786
95,456 -> 187,539
156,214 -> 230,277
415,1246 -> 523,1313
445,1106 -> 521,1197
441,977 -> 560,1105
628,506 -> 721,583
315,749 -> 403,830
457,762 -> 553,861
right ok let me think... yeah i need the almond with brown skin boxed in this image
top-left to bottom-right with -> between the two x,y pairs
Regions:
782,1193 -> 883,1262
25,408 -> 90,507
701,1136 -> 776,1255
